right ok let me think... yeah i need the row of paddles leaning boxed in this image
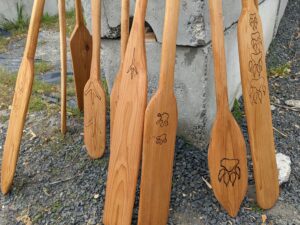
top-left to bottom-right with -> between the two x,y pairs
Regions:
1,0 -> 279,223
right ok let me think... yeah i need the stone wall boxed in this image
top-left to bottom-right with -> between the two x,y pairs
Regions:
82,0 -> 288,149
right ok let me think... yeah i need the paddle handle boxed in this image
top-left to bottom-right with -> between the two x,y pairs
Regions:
75,0 -> 85,25
254,0 -> 259,9
59,0 -> 67,134
121,0 -> 130,61
24,0 -> 45,59
158,0 -> 180,92
91,0 -> 101,80
209,0 -> 229,111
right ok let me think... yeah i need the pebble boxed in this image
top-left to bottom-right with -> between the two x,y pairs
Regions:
276,153 -> 292,185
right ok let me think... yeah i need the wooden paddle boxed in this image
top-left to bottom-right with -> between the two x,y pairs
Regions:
103,0 -> 148,224
58,0 -> 67,134
70,0 -> 93,111
110,0 -> 130,135
237,0 -> 279,209
1,0 -> 45,194
137,0 -> 180,224
83,0 -> 106,159
208,0 -> 248,217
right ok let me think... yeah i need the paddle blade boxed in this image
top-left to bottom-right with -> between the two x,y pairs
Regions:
1,59 -> 34,194
70,26 -> 92,111
83,79 -> 106,159
110,69 -> 121,136
138,92 -> 178,225
237,5 -> 279,209
208,112 -> 248,217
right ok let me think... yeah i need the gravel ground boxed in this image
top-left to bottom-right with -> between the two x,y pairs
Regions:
0,1 -> 299,224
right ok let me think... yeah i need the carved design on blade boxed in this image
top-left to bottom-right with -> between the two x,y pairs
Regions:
156,134 -> 167,145
218,158 -> 241,186
127,48 -> 138,79
156,112 -> 169,127
248,13 -> 266,104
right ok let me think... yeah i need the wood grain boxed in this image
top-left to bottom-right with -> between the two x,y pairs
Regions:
103,0 -> 148,224
237,0 -> 279,209
83,0 -> 106,159
110,0 -> 130,136
208,0 -> 248,217
1,0 -> 45,194
58,0 -> 67,134
70,0 -> 93,111
137,0 -> 180,224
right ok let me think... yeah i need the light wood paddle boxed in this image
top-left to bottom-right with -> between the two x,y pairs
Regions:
110,0 -> 130,135
208,0 -> 248,217
237,0 -> 279,209
1,0 -> 45,194
103,0 -> 148,224
70,0 -> 93,111
58,0 -> 67,134
137,0 -> 180,224
83,0 -> 106,159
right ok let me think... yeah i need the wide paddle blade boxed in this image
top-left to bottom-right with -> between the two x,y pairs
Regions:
103,0 -> 148,224
208,0 -> 248,217
83,0 -> 106,159
237,0 -> 279,209
1,0 -> 45,194
138,0 -> 180,224
70,0 -> 92,111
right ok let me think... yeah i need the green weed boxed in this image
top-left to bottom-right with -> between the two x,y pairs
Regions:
269,62 -> 291,77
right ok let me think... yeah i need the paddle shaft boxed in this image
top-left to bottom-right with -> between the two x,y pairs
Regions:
58,0 -> 67,134
91,0 -> 101,80
75,0 -> 84,25
209,0 -> 230,112
24,1 -> 45,59
121,0 -> 130,61
157,0 -> 179,93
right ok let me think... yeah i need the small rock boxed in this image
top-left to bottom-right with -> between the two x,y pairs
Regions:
93,194 -> 100,199
270,105 -> 276,111
285,99 -> 300,108
276,153 -> 292,185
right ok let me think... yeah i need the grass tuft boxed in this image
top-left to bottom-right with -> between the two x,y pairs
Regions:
269,62 -> 291,77
34,60 -> 54,75
232,99 -> 243,124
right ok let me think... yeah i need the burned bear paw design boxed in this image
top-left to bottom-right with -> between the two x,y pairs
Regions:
156,113 -> 169,127
156,134 -> 167,145
218,158 -> 241,186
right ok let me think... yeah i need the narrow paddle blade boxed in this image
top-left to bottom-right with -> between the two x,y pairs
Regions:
138,0 -> 180,224
103,0 -> 148,224
1,0 -> 45,194
238,0 -> 279,209
70,0 -> 92,111
208,0 -> 248,217
83,0 -> 106,159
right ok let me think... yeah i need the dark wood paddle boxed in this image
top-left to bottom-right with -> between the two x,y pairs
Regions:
110,0 -> 130,135
70,0 -> 93,111
103,0 -> 148,224
208,0 -> 248,217
83,0 -> 106,159
1,0 -> 45,194
137,0 -> 180,224
58,0 -> 67,134
237,0 -> 279,209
